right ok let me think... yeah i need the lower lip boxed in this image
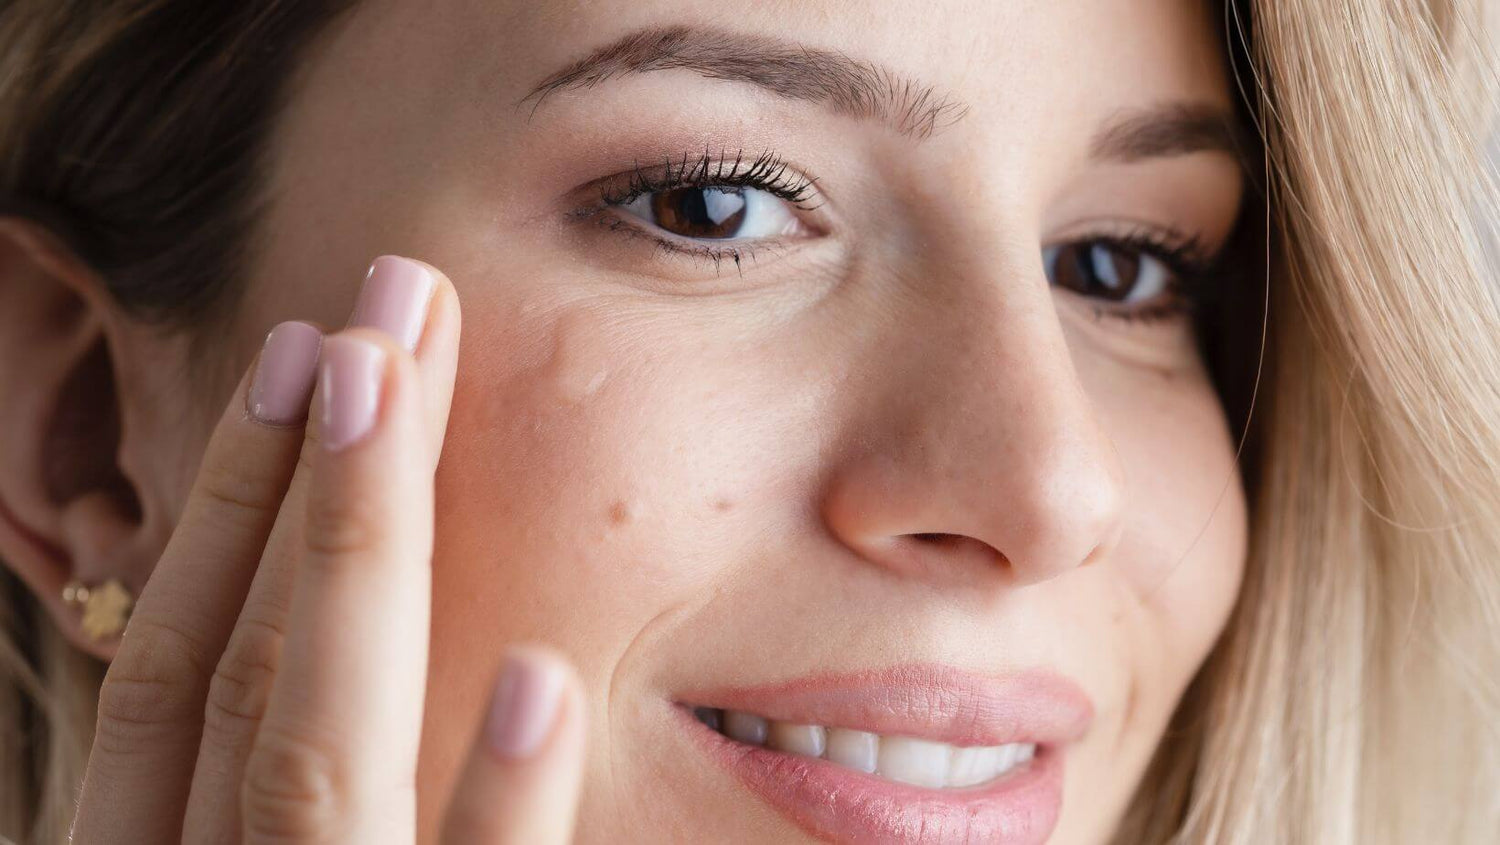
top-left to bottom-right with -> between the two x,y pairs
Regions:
678,706 -> 1066,844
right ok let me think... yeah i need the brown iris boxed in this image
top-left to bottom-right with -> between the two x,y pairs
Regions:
648,187 -> 748,239
1049,242 -> 1145,301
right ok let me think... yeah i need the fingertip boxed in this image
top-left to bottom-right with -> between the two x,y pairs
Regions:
316,333 -> 389,452
483,645 -> 584,763
246,320 -> 324,427
311,328 -> 422,449
405,258 -> 461,358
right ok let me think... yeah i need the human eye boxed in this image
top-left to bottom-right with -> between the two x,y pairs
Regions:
577,149 -> 822,274
1042,229 -> 1220,324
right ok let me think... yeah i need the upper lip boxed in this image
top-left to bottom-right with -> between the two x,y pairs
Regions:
677,663 -> 1094,748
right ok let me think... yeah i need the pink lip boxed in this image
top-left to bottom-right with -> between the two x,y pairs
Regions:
676,664 -> 1092,844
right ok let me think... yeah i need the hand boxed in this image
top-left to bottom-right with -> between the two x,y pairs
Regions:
70,256 -> 587,844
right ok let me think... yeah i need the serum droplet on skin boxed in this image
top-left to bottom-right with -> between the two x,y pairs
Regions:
542,311 -> 612,405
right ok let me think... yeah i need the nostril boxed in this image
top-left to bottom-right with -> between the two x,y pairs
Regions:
905,533 -> 1010,569
911,532 -> 952,543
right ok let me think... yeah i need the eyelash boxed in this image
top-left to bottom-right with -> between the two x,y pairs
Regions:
600,148 -> 819,210
583,148 -> 1221,323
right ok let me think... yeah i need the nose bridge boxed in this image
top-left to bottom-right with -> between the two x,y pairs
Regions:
821,225 -> 1127,587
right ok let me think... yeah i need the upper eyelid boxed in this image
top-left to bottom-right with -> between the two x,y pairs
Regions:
589,149 -> 823,209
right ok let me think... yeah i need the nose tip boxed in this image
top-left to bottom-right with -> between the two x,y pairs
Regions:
820,401 -> 1129,590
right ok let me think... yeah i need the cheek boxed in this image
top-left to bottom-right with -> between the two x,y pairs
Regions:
1116,374 -> 1248,651
421,295 -> 810,696
418,293 -> 836,822
1093,365 -> 1248,727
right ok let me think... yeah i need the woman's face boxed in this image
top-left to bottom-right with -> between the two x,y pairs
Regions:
203,0 -> 1249,841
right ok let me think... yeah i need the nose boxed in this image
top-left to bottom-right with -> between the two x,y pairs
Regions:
819,247 -> 1127,589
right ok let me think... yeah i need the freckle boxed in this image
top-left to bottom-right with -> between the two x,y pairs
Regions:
609,500 -> 632,525
713,498 -> 734,513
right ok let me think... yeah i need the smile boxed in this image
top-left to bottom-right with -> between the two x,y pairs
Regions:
674,664 -> 1093,844
691,706 -> 1038,789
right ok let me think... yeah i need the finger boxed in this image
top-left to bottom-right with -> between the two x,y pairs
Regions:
440,648 -> 587,845
73,321 -> 322,845
184,257 -> 459,843
241,327 -> 443,842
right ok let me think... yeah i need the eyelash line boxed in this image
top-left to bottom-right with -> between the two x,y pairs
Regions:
600,146 -> 821,210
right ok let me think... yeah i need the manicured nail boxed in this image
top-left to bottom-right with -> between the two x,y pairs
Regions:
318,336 -> 385,451
247,321 -> 323,425
485,650 -> 565,760
348,255 -> 436,351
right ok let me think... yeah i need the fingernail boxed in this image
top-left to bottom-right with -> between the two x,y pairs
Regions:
348,255 -> 436,352
318,336 -> 385,451
485,650 -> 565,760
248,321 -> 323,425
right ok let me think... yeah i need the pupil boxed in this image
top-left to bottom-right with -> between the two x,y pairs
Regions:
651,188 -> 747,239
1058,242 -> 1137,301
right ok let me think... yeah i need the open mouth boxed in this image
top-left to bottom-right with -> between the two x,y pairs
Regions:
690,705 -> 1038,789
672,664 -> 1092,845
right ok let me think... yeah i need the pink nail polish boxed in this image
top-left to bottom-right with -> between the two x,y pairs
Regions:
348,255 -> 436,351
486,651 -> 565,760
248,321 -> 323,425
318,336 -> 385,451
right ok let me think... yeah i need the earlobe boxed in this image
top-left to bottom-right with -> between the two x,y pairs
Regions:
0,216 -> 149,662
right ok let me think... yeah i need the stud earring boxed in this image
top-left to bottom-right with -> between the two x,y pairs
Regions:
61,578 -> 135,641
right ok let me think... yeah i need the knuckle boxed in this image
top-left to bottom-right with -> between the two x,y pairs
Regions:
303,485 -> 386,558
242,726 -> 348,841
94,622 -> 211,754
197,456 -> 286,517
439,797 -> 496,843
204,617 -> 282,737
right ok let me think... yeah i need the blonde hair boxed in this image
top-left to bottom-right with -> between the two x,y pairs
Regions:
2,1 -> 1498,843
1115,1 -> 1500,842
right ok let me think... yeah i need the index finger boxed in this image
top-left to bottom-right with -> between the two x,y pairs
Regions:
74,321 -> 323,843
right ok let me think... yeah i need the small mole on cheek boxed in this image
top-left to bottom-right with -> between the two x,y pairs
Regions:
609,499 -> 632,525
713,497 -> 734,513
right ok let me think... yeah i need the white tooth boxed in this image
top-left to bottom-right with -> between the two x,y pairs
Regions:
877,736 -> 952,788
768,722 -> 826,758
825,728 -> 879,773
1013,743 -> 1036,763
723,711 -> 769,746
947,746 -> 1000,788
992,743 -> 1018,775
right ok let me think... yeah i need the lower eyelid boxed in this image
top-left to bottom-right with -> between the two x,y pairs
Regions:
595,212 -> 785,267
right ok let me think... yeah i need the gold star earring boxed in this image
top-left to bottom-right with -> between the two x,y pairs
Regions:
62,578 -> 135,641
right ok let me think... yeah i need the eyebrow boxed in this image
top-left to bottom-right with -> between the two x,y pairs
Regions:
1089,102 -> 1247,163
519,25 -> 1248,163
518,25 -> 971,140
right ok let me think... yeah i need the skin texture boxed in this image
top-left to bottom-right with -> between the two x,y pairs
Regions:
6,0 -> 1251,841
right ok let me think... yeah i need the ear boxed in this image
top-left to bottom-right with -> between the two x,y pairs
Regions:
0,217 -> 156,662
